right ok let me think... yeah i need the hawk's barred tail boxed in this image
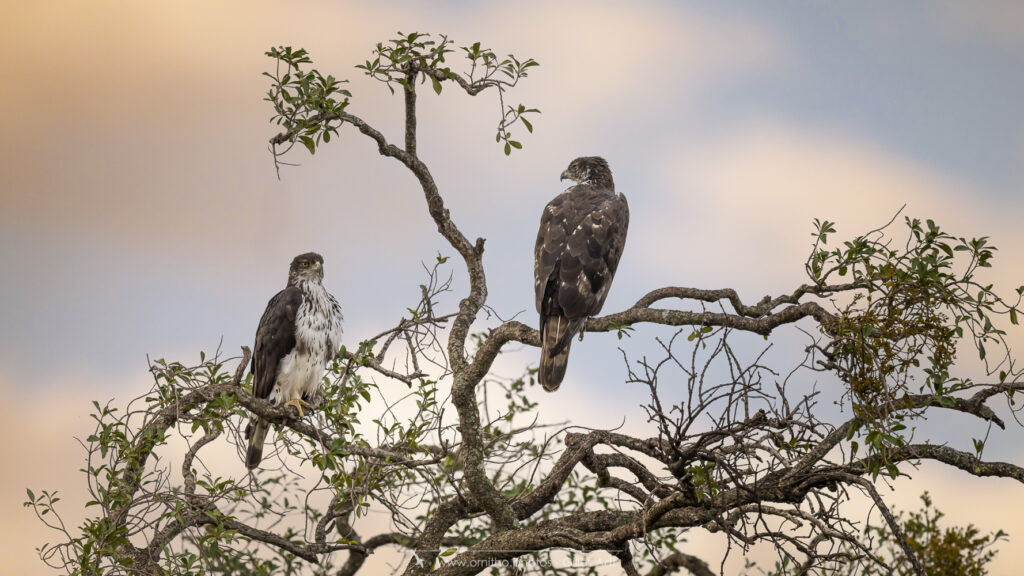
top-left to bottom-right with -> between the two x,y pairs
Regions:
245,418 -> 269,469
539,315 -> 575,391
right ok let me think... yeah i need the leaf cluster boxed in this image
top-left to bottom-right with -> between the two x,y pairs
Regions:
264,46 -> 351,156
268,32 -> 539,161
808,216 -> 1022,477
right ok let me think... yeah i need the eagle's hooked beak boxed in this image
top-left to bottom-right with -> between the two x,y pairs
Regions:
560,170 -> 570,181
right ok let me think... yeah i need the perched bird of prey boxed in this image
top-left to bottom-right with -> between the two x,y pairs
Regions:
534,156 -> 629,391
245,252 -> 344,469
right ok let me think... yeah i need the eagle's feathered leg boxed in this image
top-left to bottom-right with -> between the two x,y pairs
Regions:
539,314 -> 584,392
245,418 -> 269,470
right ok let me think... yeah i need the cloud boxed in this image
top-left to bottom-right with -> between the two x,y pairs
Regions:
0,373 -> 124,575
636,118 -> 1024,297
0,0 -> 789,259
931,0 -> 1024,52
457,1 -> 787,125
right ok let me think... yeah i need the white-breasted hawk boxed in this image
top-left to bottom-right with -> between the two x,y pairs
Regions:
245,252 -> 344,469
534,157 -> 629,391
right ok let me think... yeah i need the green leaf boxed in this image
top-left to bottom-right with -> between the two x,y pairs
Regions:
26,488 -> 34,503
300,136 -> 316,155
431,75 -> 442,95
1011,308 -> 1018,325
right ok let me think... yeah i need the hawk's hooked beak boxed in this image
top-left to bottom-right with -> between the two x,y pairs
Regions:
560,170 -> 570,181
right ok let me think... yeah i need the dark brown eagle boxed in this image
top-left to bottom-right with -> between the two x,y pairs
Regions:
245,252 -> 344,469
534,156 -> 629,391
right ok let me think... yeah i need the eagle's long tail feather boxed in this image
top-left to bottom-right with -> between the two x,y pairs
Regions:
539,315 -> 580,391
245,418 -> 269,469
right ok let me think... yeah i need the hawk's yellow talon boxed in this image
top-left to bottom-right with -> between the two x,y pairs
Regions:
282,398 -> 313,418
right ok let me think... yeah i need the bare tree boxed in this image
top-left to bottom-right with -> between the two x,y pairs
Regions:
27,32 -> 1024,576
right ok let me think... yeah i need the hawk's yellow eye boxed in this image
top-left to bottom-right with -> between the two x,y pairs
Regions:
300,262 -> 310,268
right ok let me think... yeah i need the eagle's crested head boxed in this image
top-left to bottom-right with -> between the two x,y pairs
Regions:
560,156 -> 613,188
288,252 -> 324,285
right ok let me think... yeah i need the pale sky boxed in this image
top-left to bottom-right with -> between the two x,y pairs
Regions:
3,1 -> 1024,573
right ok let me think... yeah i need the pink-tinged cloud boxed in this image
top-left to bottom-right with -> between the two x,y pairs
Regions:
638,119 -> 1023,295
932,0 -> 1024,52
0,374 -> 121,575
0,0 -> 789,259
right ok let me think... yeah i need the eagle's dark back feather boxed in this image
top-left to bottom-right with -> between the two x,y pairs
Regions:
252,287 -> 303,400
534,157 -> 629,391
245,286 -> 302,468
